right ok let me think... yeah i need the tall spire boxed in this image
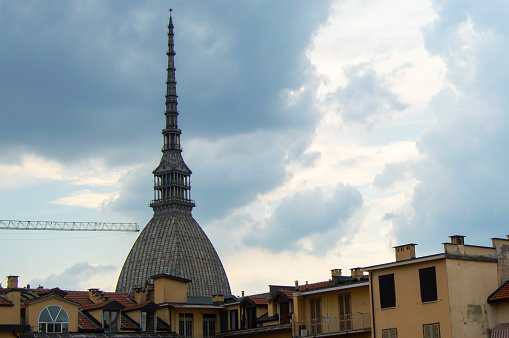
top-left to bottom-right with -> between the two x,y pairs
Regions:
116,11 -> 231,297
150,11 -> 195,214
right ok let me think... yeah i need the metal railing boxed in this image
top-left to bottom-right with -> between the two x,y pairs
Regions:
293,313 -> 370,337
150,196 -> 196,207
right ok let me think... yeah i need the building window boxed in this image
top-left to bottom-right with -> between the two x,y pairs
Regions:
338,293 -> 352,331
103,310 -> 120,332
220,311 -> 228,332
279,302 -> 291,324
229,309 -> 239,331
140,311 -> 155,332
379,274 -> 396,309
245,307 -> 257,329
203,314 -> 216,338
423,323 -> 440,338
309,297 -> 322,335
38,305 -> 69,333
382,328 -> 398,338
419,267 -> 438,303
179,313 -> 193,338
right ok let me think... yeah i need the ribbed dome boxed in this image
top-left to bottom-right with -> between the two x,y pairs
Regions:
116,211 -> 231,297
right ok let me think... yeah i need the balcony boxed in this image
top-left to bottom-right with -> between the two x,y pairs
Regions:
293,313 -> 370,337
150,196 -> 195,207
161,144 -> 182,151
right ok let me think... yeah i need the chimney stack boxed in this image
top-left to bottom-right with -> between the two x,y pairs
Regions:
394,244 -> 417,262
212,294 -> 225,304
350,268 -> 364,279
450,235 -> 465,245
331,269 -> 342,277
7,276 -> 18,289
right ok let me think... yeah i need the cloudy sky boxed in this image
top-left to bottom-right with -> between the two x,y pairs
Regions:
1,0 -> 508,294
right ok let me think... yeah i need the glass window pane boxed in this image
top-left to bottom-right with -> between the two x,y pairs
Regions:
48,306 -> 60,321
39,308 -> 52,322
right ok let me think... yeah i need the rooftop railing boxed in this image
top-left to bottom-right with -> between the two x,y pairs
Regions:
293,312 -> 371,337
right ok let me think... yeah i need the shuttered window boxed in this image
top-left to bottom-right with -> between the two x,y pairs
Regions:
379,274 -> 396,308
338,293 -> 352,331
310,298 -> 322,334
423,322 -> 440,338
382,328 -> 397,338
419,267 -> 438,302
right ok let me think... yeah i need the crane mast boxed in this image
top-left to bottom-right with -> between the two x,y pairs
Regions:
0,220 -> 139,232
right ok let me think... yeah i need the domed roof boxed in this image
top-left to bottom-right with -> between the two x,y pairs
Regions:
116,211 -> 231,297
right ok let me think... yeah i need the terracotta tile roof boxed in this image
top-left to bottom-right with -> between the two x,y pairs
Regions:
102,291 -> 135,306
280,290 -> 294,299
245,296 -> 269,305
488,279 -> 509,303
78,312 -> 101,331
297,280 -> 334,291
123,301 -> 160,312
81,299 -> 125,311
121,315 -> 137,330
0,295 -> 13,306
64,291 -> 95,308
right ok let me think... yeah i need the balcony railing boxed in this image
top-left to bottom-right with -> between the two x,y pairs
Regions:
150,196 -> 195,207
161,144 -> 182,151
293,313 -> 370,337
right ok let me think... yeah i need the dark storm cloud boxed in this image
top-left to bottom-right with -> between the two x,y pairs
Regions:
173,2 -> 333,137
242,183 -> 363,253
0,1 -> 164,165
390,0 -> 509,248
1,1 -> 333,225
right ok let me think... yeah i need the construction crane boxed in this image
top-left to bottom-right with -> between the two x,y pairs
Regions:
0,220 -> 139,232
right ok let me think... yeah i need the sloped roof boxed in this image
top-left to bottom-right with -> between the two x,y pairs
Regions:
78,311 -> 101,331
240,295 -> 270,307
123,301 -> 161,312
488,279 -> 509,303
270,290 -> 294,303
81,300 -> 125,311
64,291 -> 95,307
0,295 -> 13,306
297,280 -> 334,291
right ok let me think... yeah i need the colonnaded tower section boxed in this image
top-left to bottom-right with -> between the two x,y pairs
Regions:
116,14 -> 231,298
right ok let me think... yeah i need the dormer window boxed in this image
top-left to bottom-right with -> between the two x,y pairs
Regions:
141,311 -> 156,332
103,310 -> 120,332
38,305 -> 69,333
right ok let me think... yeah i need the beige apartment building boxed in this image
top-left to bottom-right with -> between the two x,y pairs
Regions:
364,235 -> 509,338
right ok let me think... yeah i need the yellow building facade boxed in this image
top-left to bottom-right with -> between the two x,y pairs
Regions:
364,236 -> 509,338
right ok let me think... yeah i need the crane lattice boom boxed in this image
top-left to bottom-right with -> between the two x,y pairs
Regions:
0,220 -> 139,232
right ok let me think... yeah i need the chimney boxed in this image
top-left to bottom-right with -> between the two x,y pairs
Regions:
212,294 -> 224,304
294,280 -> 299,290
131,288 -> 147,303
305,281 -> 309,290
450,235 -> 465,245
394,244 -> 417,262
331,269 -> 342,277
350,268 -> 364,279
7,276 -> 18,289
241,291 -> 245,297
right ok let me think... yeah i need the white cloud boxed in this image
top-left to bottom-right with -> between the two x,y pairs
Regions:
51,189 -> 120,209
29,262 -> 119,291
310,0 -> 445,117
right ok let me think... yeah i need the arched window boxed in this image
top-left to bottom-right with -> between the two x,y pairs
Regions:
38,305 -> 69,333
